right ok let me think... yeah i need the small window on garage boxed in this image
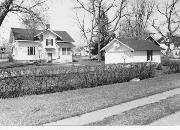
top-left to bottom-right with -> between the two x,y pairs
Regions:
28,47 -> 35,55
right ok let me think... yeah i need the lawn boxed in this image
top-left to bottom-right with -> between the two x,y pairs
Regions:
0,57 -> 104,70
88,94 -> 180,126
0,73 -> 180,125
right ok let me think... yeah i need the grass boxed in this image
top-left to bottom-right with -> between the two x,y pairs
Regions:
0,73 -> 180,125
88,94 -> 180,126
0,58 -> 104,70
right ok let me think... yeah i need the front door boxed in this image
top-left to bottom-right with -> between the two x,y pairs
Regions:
48,53 -> 52,62
147,50 -> 153,61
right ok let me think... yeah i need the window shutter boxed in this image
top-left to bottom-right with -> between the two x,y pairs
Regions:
28,47 -> 29,55
46,39 -> 48,46
34,47 -> 35,55
51,39 -> 53,46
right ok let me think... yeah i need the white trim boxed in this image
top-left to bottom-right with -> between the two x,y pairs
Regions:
145,35 -> 161,45
56,41 -> 72,43
34,31 -> 43,37
16,40 -> 40,43
49,30 -> 63,39
34,29 -> 63,40
100,38 -> 134,52
100,39 -> 114,51
116,39 -> 134,51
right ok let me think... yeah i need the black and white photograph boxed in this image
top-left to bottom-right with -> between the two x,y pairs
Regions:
0,0 -> 180,127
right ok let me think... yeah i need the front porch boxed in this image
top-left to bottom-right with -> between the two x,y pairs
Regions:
45,47 -> 73,63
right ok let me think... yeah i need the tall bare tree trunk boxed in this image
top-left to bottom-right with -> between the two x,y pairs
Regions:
0,0 -> 14,26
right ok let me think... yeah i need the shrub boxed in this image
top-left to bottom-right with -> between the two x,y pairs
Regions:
167,61 -> 180,74
156,63 -> 163,70
161,56 -> 171,66
0,62 -> 156,99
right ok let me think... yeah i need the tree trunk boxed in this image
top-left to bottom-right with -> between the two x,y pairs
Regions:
97,3 -> 101,62
97,36 -> 101,61
0,0 -> 14,26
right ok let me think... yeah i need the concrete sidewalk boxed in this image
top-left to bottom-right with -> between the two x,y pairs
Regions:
149,111 -> 180,126
45,87 -> 180,126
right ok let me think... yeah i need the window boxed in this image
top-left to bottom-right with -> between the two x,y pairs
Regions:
46,39 -> 48,46
147,50 -> 153,61
67,48 -> 71,55
62,48 -> 66,55
51,39 -> 53,46
28,47 -> 35,55
46,39 -> 53,46
62,48 -> 71,55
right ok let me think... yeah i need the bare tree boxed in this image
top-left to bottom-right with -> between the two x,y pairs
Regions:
152,0 -> 180,53
0,0 -> 48,27
118,0 -> 156,39
75,0 -> 128,61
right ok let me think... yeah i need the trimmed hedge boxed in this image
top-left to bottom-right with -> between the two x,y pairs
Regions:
0,63 -> 156,99
166,61 -> 180,73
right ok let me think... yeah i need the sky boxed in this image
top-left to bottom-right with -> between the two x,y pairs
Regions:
0,0 -> 179,46
0,0 -> 83,46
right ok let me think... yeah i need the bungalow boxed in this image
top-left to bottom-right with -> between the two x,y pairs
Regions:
9,24 -> 75,63
101,38 -> 163,64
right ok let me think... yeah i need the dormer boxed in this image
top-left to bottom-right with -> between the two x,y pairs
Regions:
56,36 -> 62,41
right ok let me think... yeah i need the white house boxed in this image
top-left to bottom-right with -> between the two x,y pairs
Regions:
79,46 -> 90,56
9,24 -> 75,63
101,38 -> 163,64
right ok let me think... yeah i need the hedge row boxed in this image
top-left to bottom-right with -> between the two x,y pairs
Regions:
166,61 -> 180,73
161,56 -> 180,73
0,63 -> 156,99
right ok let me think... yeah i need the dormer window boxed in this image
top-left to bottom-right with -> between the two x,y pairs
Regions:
46,39 -> 53,46
33,36 -> 39,41
56,37 -> 62,41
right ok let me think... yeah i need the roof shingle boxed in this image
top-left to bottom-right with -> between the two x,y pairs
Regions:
117,38 -> 163,51
11,28 -> 75,42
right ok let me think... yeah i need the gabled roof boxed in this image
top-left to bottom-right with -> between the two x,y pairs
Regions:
145,35 -> 160,46
101,38 -> 163,52
56,42 -> 75,48
10,28 -> 75,42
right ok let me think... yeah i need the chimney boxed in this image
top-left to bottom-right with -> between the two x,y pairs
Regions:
46,24 -> 50,30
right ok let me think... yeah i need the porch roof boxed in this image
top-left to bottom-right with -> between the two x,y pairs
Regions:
45,48 -> 56,51
56,42 -> 75,48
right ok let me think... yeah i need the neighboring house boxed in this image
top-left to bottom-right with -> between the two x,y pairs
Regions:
9,24 -> 75,63
0,46 -> 9,62
157,35 -> 180,58
72,47 -> 81,56
79,46 -> 90,56
101,38 -> 163,64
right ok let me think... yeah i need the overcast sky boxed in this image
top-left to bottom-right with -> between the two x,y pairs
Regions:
0,0 -> 178,46
0,0 -> 83,46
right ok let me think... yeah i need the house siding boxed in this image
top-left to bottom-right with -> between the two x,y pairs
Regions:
12,30 -> 74,63
105,50 -> 161,64
104,39 -> 162,64
13,41 -> 41,61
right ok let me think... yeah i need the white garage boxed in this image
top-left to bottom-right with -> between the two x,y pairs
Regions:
101,38 -> 163,64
